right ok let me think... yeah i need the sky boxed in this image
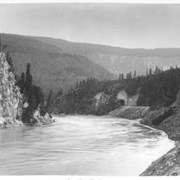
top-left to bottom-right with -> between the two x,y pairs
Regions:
0,3 -> 180,48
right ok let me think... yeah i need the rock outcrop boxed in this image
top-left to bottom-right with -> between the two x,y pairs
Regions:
116,91 -> 139,106
31,107 -> 55,126
0,52 -> 23,128
0,51 -> 55,128
93,92 -> 110,109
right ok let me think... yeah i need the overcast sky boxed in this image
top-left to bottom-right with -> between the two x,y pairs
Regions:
0,3 -> 180,48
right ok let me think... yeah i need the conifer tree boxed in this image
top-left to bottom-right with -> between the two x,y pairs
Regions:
21,72 -> 25,85
5,52 -> 15,72
129,72 -> 132,79
23,63 -> 36,116
0,33 -> 2,51
46,89 -> 53,112
149,68 -> 152,75
0,34 -> 7,51
25,63 -> 33,98
8,57 -> 14,72
118,73 -> 121,80
122,74 -> 124,80
56,89 -> 63,98
133,70 -> 137,79
18,72 -> 26,93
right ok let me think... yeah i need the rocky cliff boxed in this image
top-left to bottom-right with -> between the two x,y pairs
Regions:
85,54 -> 180,76
0,52 -> 23,128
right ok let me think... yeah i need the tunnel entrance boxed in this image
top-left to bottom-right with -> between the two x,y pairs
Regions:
120,99 -> 125,106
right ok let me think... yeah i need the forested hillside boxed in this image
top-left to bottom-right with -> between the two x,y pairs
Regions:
34,36 -> 180,75
1,33 -> 114,95
2,33 -> 180,97
53,66 -> 180,115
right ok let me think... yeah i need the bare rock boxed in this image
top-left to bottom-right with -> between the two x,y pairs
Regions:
31,109 -> 55,126
0,52 -> 23,128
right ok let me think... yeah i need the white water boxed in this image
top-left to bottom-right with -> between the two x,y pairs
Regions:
0,115 -> 174,176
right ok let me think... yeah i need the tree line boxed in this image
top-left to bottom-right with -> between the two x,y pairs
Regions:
53,65 -> 180,115
4,51 -> 52,124
118,67 -> 162,80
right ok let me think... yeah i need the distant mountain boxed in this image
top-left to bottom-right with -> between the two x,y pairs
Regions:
34,36 -> 180,75
2,33 -> 180,95
1,33 -> 115,95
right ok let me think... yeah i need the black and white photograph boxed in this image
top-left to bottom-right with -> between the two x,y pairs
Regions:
0,0 -> 180,177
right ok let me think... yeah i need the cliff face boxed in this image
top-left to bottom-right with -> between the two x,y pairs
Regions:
0,52 -> 23,128
85,54 -> 180,75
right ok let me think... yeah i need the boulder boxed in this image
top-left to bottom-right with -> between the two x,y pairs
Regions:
31,108 -> 55,126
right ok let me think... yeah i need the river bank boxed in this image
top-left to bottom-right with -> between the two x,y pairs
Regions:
109,106 -> 150,119
139,106 -> 180,176
106,104 -> 180,176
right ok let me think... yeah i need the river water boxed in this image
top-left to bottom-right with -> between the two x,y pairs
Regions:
0,115 -> 174,176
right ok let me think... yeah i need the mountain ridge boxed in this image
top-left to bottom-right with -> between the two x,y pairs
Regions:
2,32 -> 180,95
31,35 -> 180,75
1,33 -> 114,95
3,33 -> 180,55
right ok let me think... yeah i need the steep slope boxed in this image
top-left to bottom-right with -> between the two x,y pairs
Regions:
140,89 -> 180,176
2,33 -> 180,96
52,66 -> 180,116
1,33 -> 114,95
0,52 -> 23,128
34,36 -> 180,75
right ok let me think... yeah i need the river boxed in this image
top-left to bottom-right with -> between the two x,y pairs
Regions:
0,115 -> 174,176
